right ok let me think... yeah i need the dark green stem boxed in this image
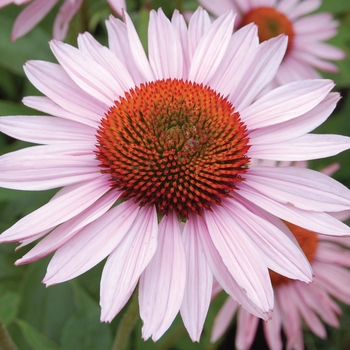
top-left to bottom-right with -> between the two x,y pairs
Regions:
0,320 -> 17,350
111,292 -> 139,350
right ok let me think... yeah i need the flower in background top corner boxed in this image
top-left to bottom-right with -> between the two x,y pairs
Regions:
198,0 -> 345,88
211,162 -> 350,350
0,0 -> 126,41
0,7 -> 350,343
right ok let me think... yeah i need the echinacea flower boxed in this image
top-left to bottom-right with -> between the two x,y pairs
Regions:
1,8 -> 350,342
0,0 -> 126,41
211,166 -> 350,350
198,0 -> 345,87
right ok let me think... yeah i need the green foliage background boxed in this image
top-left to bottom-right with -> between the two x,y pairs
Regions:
0,0 -> 350,349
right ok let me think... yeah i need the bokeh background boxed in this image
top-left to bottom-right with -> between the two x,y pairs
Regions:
0,0 -> 350,349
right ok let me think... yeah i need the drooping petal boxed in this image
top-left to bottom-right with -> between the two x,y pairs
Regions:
211,297 -> 239,343
0,177 -> 111,242
204,205 -> 274,311
100,206 -> 158,322
222,199 -> 313,282
43,200 -> 140,285
235,308 -> 260,350
52,0 -> 83,40
16,189 -> 120,265
11,0 -> 58,40
139,212 -> 186,341
180,216 -> 213,342
197,214 -> 270,319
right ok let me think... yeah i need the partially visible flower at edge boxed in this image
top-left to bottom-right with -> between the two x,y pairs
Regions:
211,161 -> 350,350
0,7 -> 350,342
198,0 -> 345,88
0,0 -> 126,41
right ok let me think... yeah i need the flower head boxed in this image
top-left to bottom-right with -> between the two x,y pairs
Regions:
0,0 -> 126,41
198,0 -> 345,87
211,182 -> 350,349
0,8 -> 350,342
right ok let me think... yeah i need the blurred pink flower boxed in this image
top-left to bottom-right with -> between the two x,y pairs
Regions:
211,163 -> 350,350
0,0 -> 126,41
0,7 -> 350,342
199,0 -> 345,87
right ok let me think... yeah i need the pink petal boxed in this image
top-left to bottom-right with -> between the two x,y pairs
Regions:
229,35 -> 287,111
43,200 -> 140,285
241,79 -> 334,129
123,11 -> 154,81
0,177 -> 111,242
198,214 -> 270,319
238,183 -> 350,236
11,0 -> 58,40
100,206 -> 158,322
204,205 -> 274,311
171,10 -> 190,77
211,297 -> 238,342
245,166 -> 350,212
263,300 -> 283,350
288,0 -> 321,20
16,189 -> 120,265
52,0 -> 83,40
223,199 -> 313,282
0,116 -> 95,144
0,143 -> 98,190
148,9 -> 183,79
189,11 -> 235,84
249,92 -> 339,144
107,0 -> 125,16
208,23 -> 259,96
49,40 -> 124,106
105,16 -> 146,85
187,7 -> 211,63
180,216 -> 213,342
293,283 -> 327,338
139,212 -> 186,341
235,308 -> 259,350
23,96 -> 99,128
24,61 -> 106,122
249,134 -> 350,161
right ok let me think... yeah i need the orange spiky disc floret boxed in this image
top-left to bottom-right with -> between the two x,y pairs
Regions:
241,7 -> 295,53
269,222 -> 319,287
96,79 -> 250,219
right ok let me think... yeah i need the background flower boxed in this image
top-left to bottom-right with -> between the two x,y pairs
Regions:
0,0 -> 126,40
0,1 -> 349,349
198,0 -> 345,88
211,209 -> 350,350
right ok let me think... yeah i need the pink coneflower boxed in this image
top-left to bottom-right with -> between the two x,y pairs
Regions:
0,8 -> 350,342
198,0 -> 345,87
211,212 -> 350,350
0,0 -> 126,41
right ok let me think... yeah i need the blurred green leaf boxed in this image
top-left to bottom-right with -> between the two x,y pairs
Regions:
0,15 -> 53,76
0,291 -> 20,326
16,319 -> 60,350
61,282 -> 112,350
